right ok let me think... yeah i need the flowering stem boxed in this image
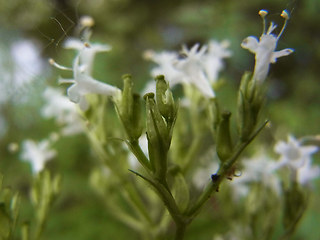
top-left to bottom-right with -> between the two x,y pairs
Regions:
175,223 -> 187,240
129,169 -> 190,239
185,120 -> 269,218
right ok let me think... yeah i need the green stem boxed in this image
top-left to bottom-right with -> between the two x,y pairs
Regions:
128,140 -> 152,171
174,222 -> 187,240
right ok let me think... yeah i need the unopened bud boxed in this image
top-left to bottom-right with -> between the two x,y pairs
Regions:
155,75 -> 177,126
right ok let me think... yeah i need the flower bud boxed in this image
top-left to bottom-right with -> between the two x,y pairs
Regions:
216,111 -> 233,162
155,75 -> 177,127
237,72 -> 264,141
116,74 -> 143,141
145,93 -> 170,179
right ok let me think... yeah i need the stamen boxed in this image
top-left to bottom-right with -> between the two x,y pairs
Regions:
84,42 -> 90,48
49,58 -> 73,71
259,9 -> 268,34
277,11 -> 289,39
280,9 -> 290,20
259,9 -> 268,18
58,78 -> 75,85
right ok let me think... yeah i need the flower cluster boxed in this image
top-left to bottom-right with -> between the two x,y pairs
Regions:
228,135 -> 319,200
49,16 -> 121,111
144,40 -> 231,98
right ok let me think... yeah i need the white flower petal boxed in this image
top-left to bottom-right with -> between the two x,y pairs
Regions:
241,36 -> 259,53
271,48 -> 294,63
67,84 -> 81,103
64,38 -> 85,50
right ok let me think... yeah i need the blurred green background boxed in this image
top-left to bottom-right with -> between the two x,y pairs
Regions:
0,0 -> 319,239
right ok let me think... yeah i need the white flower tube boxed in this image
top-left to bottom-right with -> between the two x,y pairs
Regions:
241,10 -> 294,83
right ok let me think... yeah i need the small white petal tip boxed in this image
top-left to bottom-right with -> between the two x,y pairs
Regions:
80,16 -> 95,28
259,10 -> 268,18
281,10 -> 290,20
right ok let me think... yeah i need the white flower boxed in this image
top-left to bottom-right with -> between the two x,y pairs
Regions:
63,38 -> 111,75
203,40 -> 232,84
241,10 -> 294,83
176,43 -> 215,98
274,135 -> 318,169
144,50 -> 184,87
144,40 -> 231,98
20,139 -> 57,174
50,44 -> 121,111
42,87 -> 84,135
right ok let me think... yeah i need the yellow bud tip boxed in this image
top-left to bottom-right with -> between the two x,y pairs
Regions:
281,10 -> 289,20
259,9 -> 268,18
80,15 -> 95,28
48,58 -> 55,65
84,42 -> 90,48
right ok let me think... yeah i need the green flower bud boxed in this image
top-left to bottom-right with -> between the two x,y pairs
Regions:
237,72 -> 264,141
116,74 -> 143,141
155,75 -> 177,127
216,111 -> 233,162
144,93 -> 170,180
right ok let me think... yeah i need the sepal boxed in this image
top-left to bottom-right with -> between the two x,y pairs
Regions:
216,111 -> 233,162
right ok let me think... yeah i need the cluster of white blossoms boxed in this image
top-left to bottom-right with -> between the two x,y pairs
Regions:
228,135 -> 319,200
49,16 -> 121,111
241,9 -> 294,83
144,40 -> 231,98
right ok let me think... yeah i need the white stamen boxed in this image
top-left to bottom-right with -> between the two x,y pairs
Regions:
277,16 -> 289,40
259,10 -> 268,34
49,58 -> 72,71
